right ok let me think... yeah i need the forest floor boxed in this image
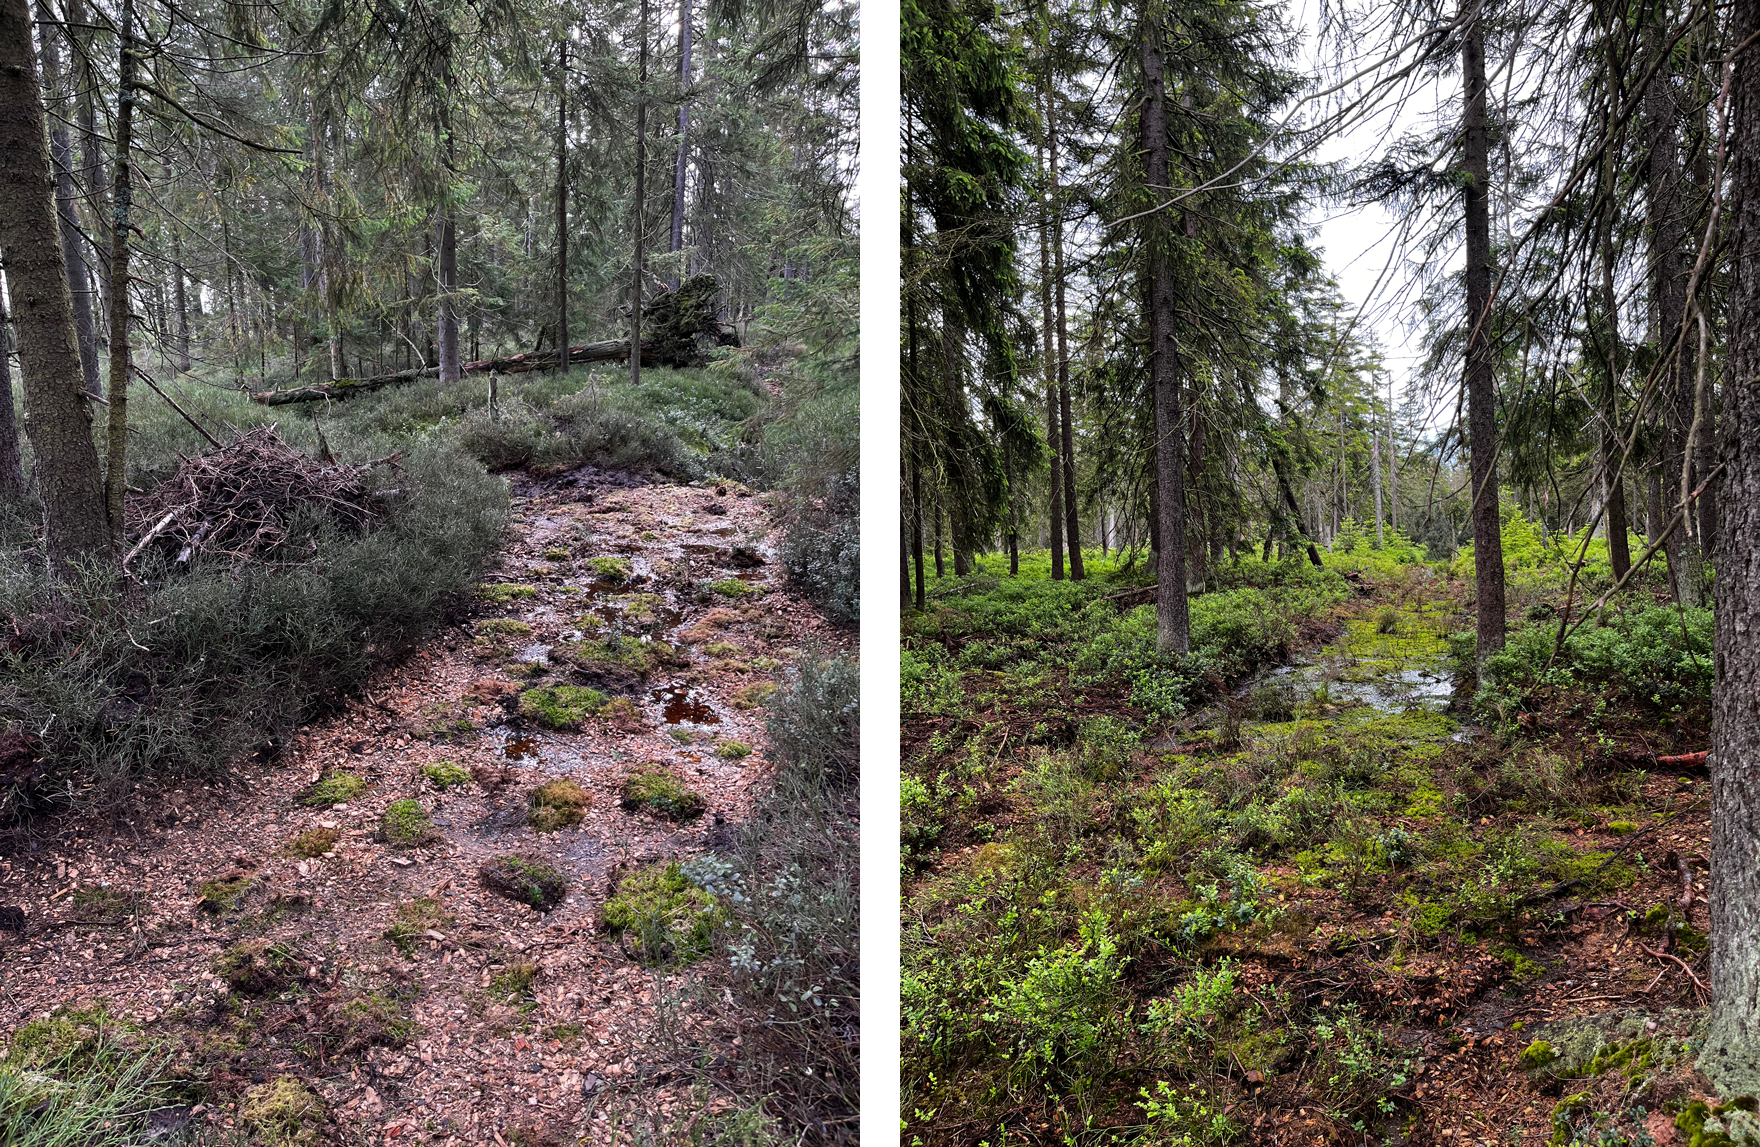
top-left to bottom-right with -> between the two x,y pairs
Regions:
0,464 -> 850,1145
901,553 -> 1722,1146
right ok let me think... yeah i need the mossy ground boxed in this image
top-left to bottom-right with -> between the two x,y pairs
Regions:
380,799 -> 439,846
902,544 -> 1719,1146
297,772 -> 366,806
516,685 -> 608,731
619,765 -> 707,821
600,861 -> 726,966
527,778 -> 590,832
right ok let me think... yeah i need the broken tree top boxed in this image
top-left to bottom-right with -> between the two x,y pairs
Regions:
252,275 -> 739,407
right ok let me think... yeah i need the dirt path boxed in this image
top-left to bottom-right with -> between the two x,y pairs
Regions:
0,466 -> 848,1144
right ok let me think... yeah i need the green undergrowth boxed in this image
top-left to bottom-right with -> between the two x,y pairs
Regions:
901,545 -> 1682,1144
0,440 -> 507,818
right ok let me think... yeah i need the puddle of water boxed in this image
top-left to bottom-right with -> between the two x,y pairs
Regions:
502,733 -> 545,763
516,643 -> 552,665
652,685 -> 719,725
1244,660 -> 1454,713
710,527 -> 735,537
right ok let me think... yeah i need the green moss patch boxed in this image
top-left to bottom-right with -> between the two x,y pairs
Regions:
543,546 -> 573,562
528,778 -> 590,832
479,583 -> 539,603
288,826 -> 340,858
600,860 -> 727,966
198,872 -> 254,912
214,939 -> 304,994
586,556 -> 632,583
421,760 -> 472,788
730,681 -> 778,709
620,765 -> 706,821
479,855 -> 570,910
517,685 -> 608,731
334,992 -> 417,1054
714,739 -> 753,760
385,897 -> 454,956
488,961 -> 538,1005
380,799 -> 440,847
709,578 -> 758,597
241,1075 -> 326,1147
298,772 -> 366,807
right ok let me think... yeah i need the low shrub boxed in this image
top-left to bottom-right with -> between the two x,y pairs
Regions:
0,440 -> 507,815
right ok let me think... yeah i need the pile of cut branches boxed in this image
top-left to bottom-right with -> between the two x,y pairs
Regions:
125,428 -> 395,568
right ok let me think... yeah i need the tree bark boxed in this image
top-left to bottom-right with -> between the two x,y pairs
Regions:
0,270 -> 24,500
71,0 -> 108,377
102,0 -> 138,547
1704,0 -> 1760,1094
1461,7 -> 1507,671
631,0 -> 650,390
1141,5 -> 1189,654
0,0 -> 109,561
556,37 -> 569,377
912,459 -> 926,611
1038,102 -> 1063,579
670,0 -> 691,290
34,8 -> 100,399
1049,83 -> 1083,580
172,230 -> 190,372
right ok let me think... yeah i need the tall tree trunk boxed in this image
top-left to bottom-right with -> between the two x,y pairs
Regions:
1141,6 -> 1188,654
0,0 -> 109,560
1461,7 -> 1507,672
1596,99 -> 1633,580
556,37 -> 570,376
1388,373 -> 1399,535
1646,12 -> 1706,605
436,109 -> 461,386
103,0 -> 138,547
34,8 -> 101,399
912,459 -> 926,611
173,231 -> 190,372
1371,413 -> 1385,547
0,270 -> 24,500
1038,112 -> 1063,579
71,0 -> 109,374
1704,0 -> 1760,1092
670,0 -> 691,290
1187,412 -> 1206,592
631,0 -> 650,389
1049,86 -> 1083,580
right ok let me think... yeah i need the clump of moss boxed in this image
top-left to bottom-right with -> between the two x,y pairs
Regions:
528,778 -> 590,832
543,546 -> 573,562
479,855 -> 570,911
335,992 -> 417,1054
730,681 -> 778,709
385,897 -> 454,956
561,634 -> 675,679
3,1006 -> 135,1070
422,760 -> 472,789
241,1075 -> 326,1147
586,556 -> 632,583
198,872 -> 254,912
70,884 -> 134,922
298,772 -> 366,807
289,826 -> 340,858
381,799 -> 440,847
613,593 -> 665,622
714,740 -> 752,760
1606,819 -> 1638,835
518,685 -> 609,731
1520,1040 -> 1559,1071
488,960 -> 538,1004
600,695 -> 646,731
601,861 -> 727,966
620,766 -> 706,821
703,642 -> 741,657
479,583 -> 539,603
709,578 -> 757,597
214,939 -> 303,995
475,618 -> 534,637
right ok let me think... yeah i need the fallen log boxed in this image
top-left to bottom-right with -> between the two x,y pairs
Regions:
253,273 -> 738,406
1656,750 -> 1710,766
252,341 -> 630,405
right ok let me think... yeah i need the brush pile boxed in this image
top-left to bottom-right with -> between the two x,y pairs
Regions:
125,428 -> 393,568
